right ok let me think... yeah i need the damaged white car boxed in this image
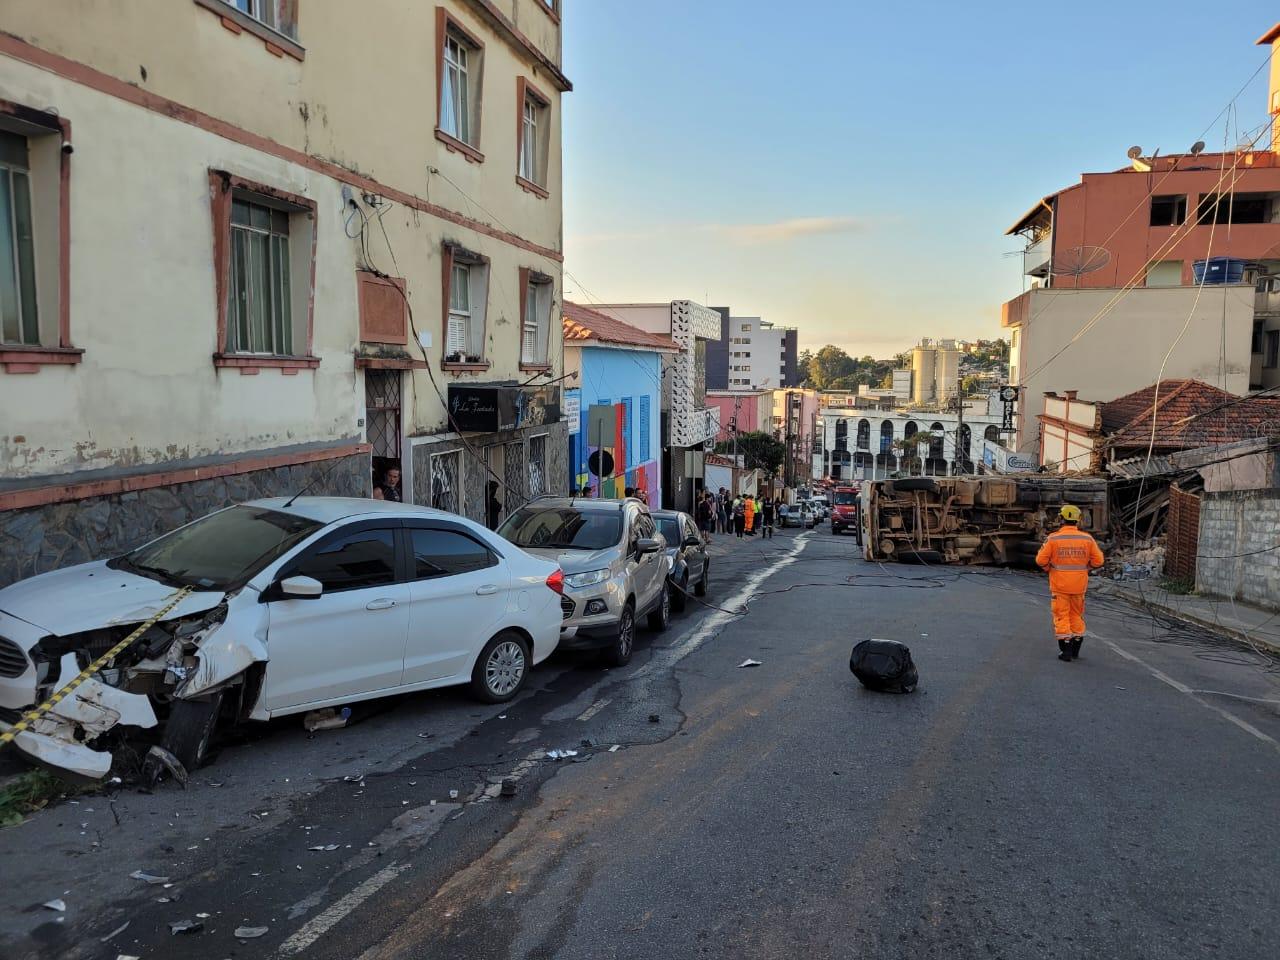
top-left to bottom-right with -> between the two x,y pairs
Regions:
0,498 -> 565,782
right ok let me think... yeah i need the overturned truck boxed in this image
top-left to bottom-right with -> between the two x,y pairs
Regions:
863,476 -> 1108,566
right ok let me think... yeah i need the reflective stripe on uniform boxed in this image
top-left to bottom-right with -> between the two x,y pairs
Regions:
1051,563 -> 1089,570
1051,533 -> 1093,541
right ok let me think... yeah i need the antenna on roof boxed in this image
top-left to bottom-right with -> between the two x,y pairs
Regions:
283,457 -> 347,508
1127,145 -> 1153,172
1050,245 -> 1112,279
1190,140 -> 1206,156
1126,145 -> 1143,160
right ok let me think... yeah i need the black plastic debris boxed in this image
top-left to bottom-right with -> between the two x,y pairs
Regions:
169,919 -> 203,935
849,639 -> 919,694
500,780 -> 518,798
648,714 -> 660,723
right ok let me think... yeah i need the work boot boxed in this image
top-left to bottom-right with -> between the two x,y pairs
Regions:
1057,639 -> 1071,662
1069,636 -> 1084,660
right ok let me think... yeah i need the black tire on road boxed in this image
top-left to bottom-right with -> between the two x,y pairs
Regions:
469,630 -> 530,703
602,602 -> 636,668
695,561 -> 709,597
672,574 -> 688,612
160,690 -> 224,773
647,583 -> 671,632
897,548 -> 945,565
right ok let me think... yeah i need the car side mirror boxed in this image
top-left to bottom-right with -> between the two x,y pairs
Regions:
279,575 -> 323,600
636,537 -> 661,556
683,535 -> 702,548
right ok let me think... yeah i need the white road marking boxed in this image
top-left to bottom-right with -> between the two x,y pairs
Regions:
1095,634 -> 1280,753
576,698 -> 611,721
277,863 -> 411,956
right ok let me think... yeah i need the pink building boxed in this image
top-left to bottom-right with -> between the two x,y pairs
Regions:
706,390 -> 772,443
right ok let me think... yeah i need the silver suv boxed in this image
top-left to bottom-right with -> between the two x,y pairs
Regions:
497,497 -> 670,666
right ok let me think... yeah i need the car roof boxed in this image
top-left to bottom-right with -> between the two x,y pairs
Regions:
245,497 -> 450,524
651,509 -> 690,520
517,496 -> 637,513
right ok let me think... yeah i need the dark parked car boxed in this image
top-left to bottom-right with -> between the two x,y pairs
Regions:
652,510 -> 709,611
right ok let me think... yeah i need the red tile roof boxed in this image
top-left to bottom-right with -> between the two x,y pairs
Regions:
1101,379 -> 1280,450
562,301 -> 677,352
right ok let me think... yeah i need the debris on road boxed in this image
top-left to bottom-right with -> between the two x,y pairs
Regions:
546,748 -> 579,760
500,780 -> 517,798
648,714 -> 660,723
234,925 -> 269,939
609,744 -> 621,752
303,707 -> 351,732
308,844 -> 340,851
448,789 -> 459,800
168,918 -> 203,935
129,870 -> 170,885
143,745 -> 189,788
738,659 -> 763,668
41,898 -> 67,912
850,639 -> 919,694
99,920 -> 130,942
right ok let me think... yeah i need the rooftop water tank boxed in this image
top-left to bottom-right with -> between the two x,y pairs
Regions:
1192,257 -> 1248,285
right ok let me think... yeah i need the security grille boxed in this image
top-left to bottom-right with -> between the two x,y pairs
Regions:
431,450 -> 462,515
0,637 -> 29,678
365,370 -> 402,459
528,435 -> 547,497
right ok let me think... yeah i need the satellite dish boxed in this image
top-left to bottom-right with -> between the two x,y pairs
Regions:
1190,140 -> 1206,156
1126,145 -> 1144,160
1050,245 -> 1112,278
1238,135 -> 1256,152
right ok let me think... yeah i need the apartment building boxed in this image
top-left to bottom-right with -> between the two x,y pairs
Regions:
0,0 -> 570,585
706,312 -> 798,391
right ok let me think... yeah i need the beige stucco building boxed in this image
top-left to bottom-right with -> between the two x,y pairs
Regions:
0,0 -> 571,585
1001,285 -> 1255,455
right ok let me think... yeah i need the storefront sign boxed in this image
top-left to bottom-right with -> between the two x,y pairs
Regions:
982,438 -> 1036,473
563,389 -> 581,434
447,384 -> 561,434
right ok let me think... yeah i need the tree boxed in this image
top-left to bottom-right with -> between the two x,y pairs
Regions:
714,431 -> 786,476
892,432 -> 935,475
797,349 -> 813,386
960,374 -> 984,396
808,346 -> 857,389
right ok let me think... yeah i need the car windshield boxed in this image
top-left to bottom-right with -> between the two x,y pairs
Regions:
834,492 -> 858,505
656,517 -> 682,545
110,505 -> 322,591
498,507 -> 622,551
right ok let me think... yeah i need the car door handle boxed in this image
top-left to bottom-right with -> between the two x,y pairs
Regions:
475,584 -> 499,596
366,598 -> 397,610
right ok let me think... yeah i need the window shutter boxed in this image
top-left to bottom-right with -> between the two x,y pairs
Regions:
622,397 -> 634,471
638,395 -> 650,463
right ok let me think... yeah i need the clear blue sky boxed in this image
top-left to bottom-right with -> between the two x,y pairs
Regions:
561,1 -> 1278,357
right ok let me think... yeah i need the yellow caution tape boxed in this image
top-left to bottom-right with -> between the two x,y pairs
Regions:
0,586 -> 193,750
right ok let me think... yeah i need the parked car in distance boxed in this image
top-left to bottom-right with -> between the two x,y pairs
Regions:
497,497 -> 669,668
652,510 -> 709,611
777,503 -> 802,528
831,485 -> 862,538
0,498 -> 564,781
798,502 -> 817,528
809,495 -> 831,521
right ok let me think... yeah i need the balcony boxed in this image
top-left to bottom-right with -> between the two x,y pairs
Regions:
1023,234 -> 1051,277
1256,277 -> 1280,316
1001,291 -> 1031,328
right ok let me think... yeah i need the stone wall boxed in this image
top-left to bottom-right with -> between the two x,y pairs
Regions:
1196,488 -> 1280,610
1164,484 -> 1201,584
412,422 -> 568,528
0,453 -> 369,588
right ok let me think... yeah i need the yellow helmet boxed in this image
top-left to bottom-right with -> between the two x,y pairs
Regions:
1059,504 -> 1082,522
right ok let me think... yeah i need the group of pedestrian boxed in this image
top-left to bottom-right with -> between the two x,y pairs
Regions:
693,488 -> 779,541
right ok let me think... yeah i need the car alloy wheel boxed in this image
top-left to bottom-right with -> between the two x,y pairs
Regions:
613,606 -> 635,664
485,640 -> 527,697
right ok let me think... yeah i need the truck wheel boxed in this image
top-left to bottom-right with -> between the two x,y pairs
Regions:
893,478 -> 939,494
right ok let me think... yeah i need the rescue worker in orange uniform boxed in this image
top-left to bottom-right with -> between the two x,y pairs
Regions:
1035,504 -> 1105,662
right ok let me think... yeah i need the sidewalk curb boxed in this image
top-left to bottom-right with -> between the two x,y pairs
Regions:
1096,582 -> 1280,656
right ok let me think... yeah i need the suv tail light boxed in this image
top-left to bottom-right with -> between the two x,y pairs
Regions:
546,569 -> 564,595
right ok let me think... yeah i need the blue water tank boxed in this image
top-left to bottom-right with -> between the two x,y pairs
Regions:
1192,257 -> 1248,284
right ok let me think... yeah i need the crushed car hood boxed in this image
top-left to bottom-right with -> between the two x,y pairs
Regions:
0,560 -> 225,643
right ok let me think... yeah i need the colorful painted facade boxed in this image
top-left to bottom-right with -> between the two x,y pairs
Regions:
562,303 -> 674,504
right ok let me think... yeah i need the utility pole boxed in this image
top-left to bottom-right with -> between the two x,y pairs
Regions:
955,390 -> 966,476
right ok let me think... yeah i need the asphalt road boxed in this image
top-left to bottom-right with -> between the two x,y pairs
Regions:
3,525 -> 1279,960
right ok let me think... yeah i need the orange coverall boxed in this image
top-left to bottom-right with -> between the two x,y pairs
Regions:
1035,524 -> 1105,638
744,497 -> 755,533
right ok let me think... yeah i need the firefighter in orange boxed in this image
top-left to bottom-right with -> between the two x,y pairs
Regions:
1035,504 -> 1105,661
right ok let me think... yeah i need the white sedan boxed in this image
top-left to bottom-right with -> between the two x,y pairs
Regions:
0,498 -> 564,780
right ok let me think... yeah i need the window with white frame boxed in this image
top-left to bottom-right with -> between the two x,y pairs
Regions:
438,16 -> 483,149
517,79 -> 550,191
228,196 -> 293,355
521,271 -> 553,367
221,0 -> 298,38
0,130 -> 37,346
443,247 -> 488,362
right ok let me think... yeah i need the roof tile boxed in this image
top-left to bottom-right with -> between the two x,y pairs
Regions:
1102,379 -> 1280,449
562,301 -> 677,352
